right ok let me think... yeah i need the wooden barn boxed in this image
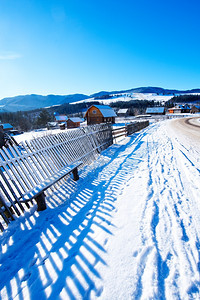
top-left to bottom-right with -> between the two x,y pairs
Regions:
85,105 -> 117,125
67,117 -> 84,129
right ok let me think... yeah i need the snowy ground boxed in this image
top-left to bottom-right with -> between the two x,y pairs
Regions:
1,118 -> 200,299
73,93 -> 173,105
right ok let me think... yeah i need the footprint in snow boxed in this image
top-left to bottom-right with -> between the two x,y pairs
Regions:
104,238 -> 108,246
133,250 -> 139,257
95,286 -> 104,297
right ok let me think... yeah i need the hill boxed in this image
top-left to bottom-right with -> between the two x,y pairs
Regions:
0,94 -> 89,112
0,87 -> 200,112
92,87 -> 200,98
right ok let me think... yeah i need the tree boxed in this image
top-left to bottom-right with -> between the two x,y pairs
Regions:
36,109 -> 52,128
18,117 -> 32,132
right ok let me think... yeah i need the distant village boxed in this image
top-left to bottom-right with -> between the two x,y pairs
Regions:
0,102 -> 200,137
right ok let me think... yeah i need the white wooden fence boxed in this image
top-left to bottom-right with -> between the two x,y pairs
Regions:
0,120 -> 149,232
0,123 -> 113,231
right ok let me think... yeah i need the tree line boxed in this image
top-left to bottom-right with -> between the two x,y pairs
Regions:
165,94 -> 200,107
0,109 -> 54,132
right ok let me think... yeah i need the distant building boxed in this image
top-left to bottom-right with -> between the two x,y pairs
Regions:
168,105 -> 191,114
168,107 -> 181,114
180,104 -> 191,113
117,108 -> 129,117
85,105 -> 117,125
190,105 -> 200,114
55,114 -> 68,123
67,117 -> 84,129
146,107 -> 165,115
0,123 -> 13,131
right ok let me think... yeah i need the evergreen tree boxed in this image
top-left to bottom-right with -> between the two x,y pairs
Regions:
36,109 -> 52,128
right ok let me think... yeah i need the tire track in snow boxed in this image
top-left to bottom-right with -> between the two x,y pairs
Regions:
132,122 -> 200,299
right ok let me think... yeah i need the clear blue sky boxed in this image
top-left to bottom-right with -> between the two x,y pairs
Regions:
0,0 -> 200,99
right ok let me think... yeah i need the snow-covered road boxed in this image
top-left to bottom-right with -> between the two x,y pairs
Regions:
0,119 -> 200,300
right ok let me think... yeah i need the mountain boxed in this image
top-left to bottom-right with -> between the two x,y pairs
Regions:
0,87 -> 200,112
90,87 -> 200,99
107,87 -> 200,95
0,93 -> 89,112
90,91 -> 111,98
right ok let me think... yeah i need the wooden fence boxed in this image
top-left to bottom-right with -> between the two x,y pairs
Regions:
112,120 -> 149,141
0,120 -> 149,232
0,123 -> 113,231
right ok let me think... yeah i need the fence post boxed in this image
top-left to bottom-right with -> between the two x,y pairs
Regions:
35,192 -> 47,211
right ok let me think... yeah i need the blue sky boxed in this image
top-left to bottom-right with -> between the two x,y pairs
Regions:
0,0 -> 200,99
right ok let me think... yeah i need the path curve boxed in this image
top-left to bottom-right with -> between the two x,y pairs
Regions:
170,117 -> 200,145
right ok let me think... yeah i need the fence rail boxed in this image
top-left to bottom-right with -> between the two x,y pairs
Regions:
112,120 -> 149,140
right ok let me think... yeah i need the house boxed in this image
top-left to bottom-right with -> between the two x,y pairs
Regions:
67,117 -> 84,129
146,107 -> 165,115
190,105 -> 200,114
168,105 -> 191,114
117,108 -> 129,117
168,107 -> 178,114
0,123 -> 13,131
168,106 -> 181,114
55,114 -> 68,124
85,105 -> 117,125
180,104 -> 191,113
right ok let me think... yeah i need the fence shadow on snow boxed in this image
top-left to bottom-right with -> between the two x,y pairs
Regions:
0,128 -> 149,299
0,124 -> 113,231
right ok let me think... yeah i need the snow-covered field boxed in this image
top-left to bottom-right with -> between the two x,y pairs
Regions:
1,119 -> 200,299
73,93 -> 174,105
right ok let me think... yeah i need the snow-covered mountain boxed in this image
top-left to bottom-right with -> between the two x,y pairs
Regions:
91,87 -> 200,98
0,94 -> 89,112
74,92 -> 174,106
0,87 -> 200,112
